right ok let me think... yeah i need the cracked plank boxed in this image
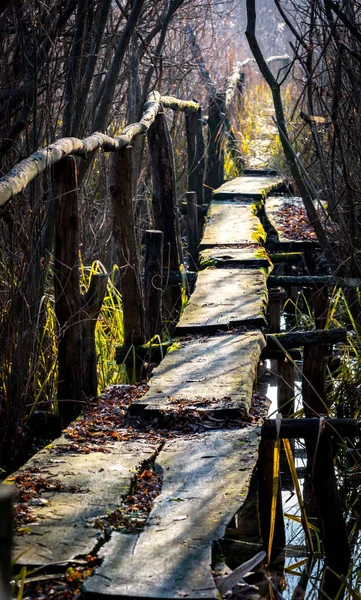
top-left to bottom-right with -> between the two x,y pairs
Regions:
131,331 -> 265,416
200,247 -> 270,268
83,429 -> 260,600
7,438 -> 159,566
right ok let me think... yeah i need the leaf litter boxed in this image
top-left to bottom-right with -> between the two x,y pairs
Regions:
12,383 -> 270,599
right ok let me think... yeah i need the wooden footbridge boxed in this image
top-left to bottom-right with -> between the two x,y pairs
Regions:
4,171 -> 281,596
1,90 -> 354,598
2,169 -> 326,599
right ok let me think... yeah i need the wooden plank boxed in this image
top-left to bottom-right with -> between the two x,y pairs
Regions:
265,328 -> 347,350
83,429 -> 260,600
262,418 -> 361,439
7,438 -> 159,566
265,196 -> 317,244
176,268 -> 268,334
213,175 -> 284,200
199,201 -> 262,248
243,168 -> 278,176
200,247 -> 270,268
268,240 -> 320,252
130,331 -> 265,416
268,275 -> 361,288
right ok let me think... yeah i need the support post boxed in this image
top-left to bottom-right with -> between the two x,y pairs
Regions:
148,110 -> 183,323
110,145 -> 145,346
185,107 -> 204,207
144,230 -> 164,340
277,357 -> 295,416
312,285 -> 329,329
186,191 -> 199,270
0,485 -> 13,600
236,73 -> 245,114
302,344 -> 330,417
268,288 -> 286,333
53,156 -> 83,424
148,111 -> 182,272
257,438 -> 285,564
205,93 -> 225,203
302,343 -> 350,588
307,437 -> 350,595
82,273 -> 108,398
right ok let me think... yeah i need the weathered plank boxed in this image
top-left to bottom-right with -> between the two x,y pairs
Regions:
265,196 -> 315,243
8,438 -> 159,566
176,268 -> 268,334
200,247 -> 270,268
130,331 -> 265,416
213,175 -> 284,200
83,429 -> 260,600
199,201 -> 262,248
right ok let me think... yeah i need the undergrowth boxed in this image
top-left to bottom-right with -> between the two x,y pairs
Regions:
237,77 -> 293,172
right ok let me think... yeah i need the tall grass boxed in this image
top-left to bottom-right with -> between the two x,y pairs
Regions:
80,259 -> 127,393
236,77 -> 290,171
0,257 -> 127,471
273,286 -> 361,598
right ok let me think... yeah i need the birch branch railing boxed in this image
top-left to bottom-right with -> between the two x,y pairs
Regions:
0,92 -> 200,206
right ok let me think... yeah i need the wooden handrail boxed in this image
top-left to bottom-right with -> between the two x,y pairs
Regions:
0,92 -> 200,207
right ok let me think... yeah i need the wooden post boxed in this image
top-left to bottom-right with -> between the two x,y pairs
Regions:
302,342 -> 350,586
0,485 -> 13,599
303,344 -> 330,417
148,111 -> 183,271
257,438 -> 285,564
277,357 -> 295,416
81,273 -> 108,398
185,107 -> 204,207
195,109 -> 205,202
284,265 -> 299,316
144,230 -> 164,340
205,92 -> 225,203
306,437 -> 350,595
110,145 -> 145,346
53,156 -> 83,424
268,288 -> 286,333
186,191 -> 199,270
148,110 -> 183,323
312,285 -> 329,329
236,73 -> 245,114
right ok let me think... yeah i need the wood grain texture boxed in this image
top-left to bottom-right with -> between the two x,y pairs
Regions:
84,429 -> 260,599
200,201 -> 261,248
176,268 -> 268,334
200,247 -> 270,268
8,438 -> 159,566
131,331 -> 265,416
213,175 -> 284,200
